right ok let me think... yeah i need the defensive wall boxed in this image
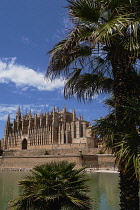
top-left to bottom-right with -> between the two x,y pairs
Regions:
0,149 -> 116,170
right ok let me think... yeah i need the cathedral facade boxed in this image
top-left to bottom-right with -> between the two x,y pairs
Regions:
3,107 -> 97,151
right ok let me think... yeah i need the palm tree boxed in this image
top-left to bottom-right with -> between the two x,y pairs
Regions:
92,97 -> 140,209
8,161 -> 91,210
46,1 -> 140,209
93,97 -> 140,173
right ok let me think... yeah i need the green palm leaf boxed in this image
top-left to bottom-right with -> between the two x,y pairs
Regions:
8,161 -> 91,210
65,72 -> 113,100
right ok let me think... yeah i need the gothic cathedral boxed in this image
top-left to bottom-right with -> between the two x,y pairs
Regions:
3,107 -> 97,150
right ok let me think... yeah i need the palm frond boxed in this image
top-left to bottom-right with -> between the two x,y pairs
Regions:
93,97 -> 140,177
64,72 -> 113,101
47,39 -> 92,79
67,0 -> 101,23
93,112 -> 116,149
115,133 -> 140,177
8,161 -> 91,210
91,15 -> 132,46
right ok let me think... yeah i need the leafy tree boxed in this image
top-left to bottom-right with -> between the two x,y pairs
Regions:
8,161 -> 91,210
46,1 -> 140,209
93,98 -> 140,174
93,97 -> 140,209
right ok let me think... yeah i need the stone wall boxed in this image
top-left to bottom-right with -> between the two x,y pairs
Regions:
0,155 -> 97,169
0,154 -> 116,170
3,148 -> 101,157
0,155 -> 82,169
98,154 -> 116,169
4,143 -> 93,151
81,155 -> 98,168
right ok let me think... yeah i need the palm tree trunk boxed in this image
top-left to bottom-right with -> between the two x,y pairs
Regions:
119,161 -> 139,210
110,47 -> 139,210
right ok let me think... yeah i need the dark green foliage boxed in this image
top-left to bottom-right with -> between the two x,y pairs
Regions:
93,98 -> 140,177
8,161 -> 91,210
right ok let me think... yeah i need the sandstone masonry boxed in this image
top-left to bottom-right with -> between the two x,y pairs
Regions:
2,107 -> 98,151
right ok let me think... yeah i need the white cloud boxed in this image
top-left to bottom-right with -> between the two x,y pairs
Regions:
0,114 -> 12,121
21,36 -> 30,44
0,57 -> 64,91
0,104 -> 50,122
0,105 -> 18,121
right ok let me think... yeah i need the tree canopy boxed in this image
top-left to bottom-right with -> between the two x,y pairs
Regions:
8,161 -> 91,210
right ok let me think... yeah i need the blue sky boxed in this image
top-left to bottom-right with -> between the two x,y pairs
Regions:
0,0 -> 109,139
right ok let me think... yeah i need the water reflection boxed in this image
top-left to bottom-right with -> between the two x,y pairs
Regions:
87,172 -> 120,210
0,171 -> 27,210
0,171 -> 119,210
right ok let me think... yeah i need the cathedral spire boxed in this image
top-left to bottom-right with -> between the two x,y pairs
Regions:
6,114 -> 10,125
52,106 -> 55,113
16,106 -> 21,119
63,106 -> 66,112
29,109 -> 32,117
72,109 -> 76,121
78,114 -> 81,121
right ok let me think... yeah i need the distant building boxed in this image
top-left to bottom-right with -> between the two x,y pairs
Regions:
3,107 -> 97,151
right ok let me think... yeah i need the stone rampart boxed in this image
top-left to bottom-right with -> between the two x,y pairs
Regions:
97,154 -> 116,169
3,148 -> 100,156
0,154 -> 116,170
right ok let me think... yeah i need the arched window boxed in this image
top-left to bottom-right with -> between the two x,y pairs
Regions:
64,133 -> 66,144
22,139 -> 27,149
